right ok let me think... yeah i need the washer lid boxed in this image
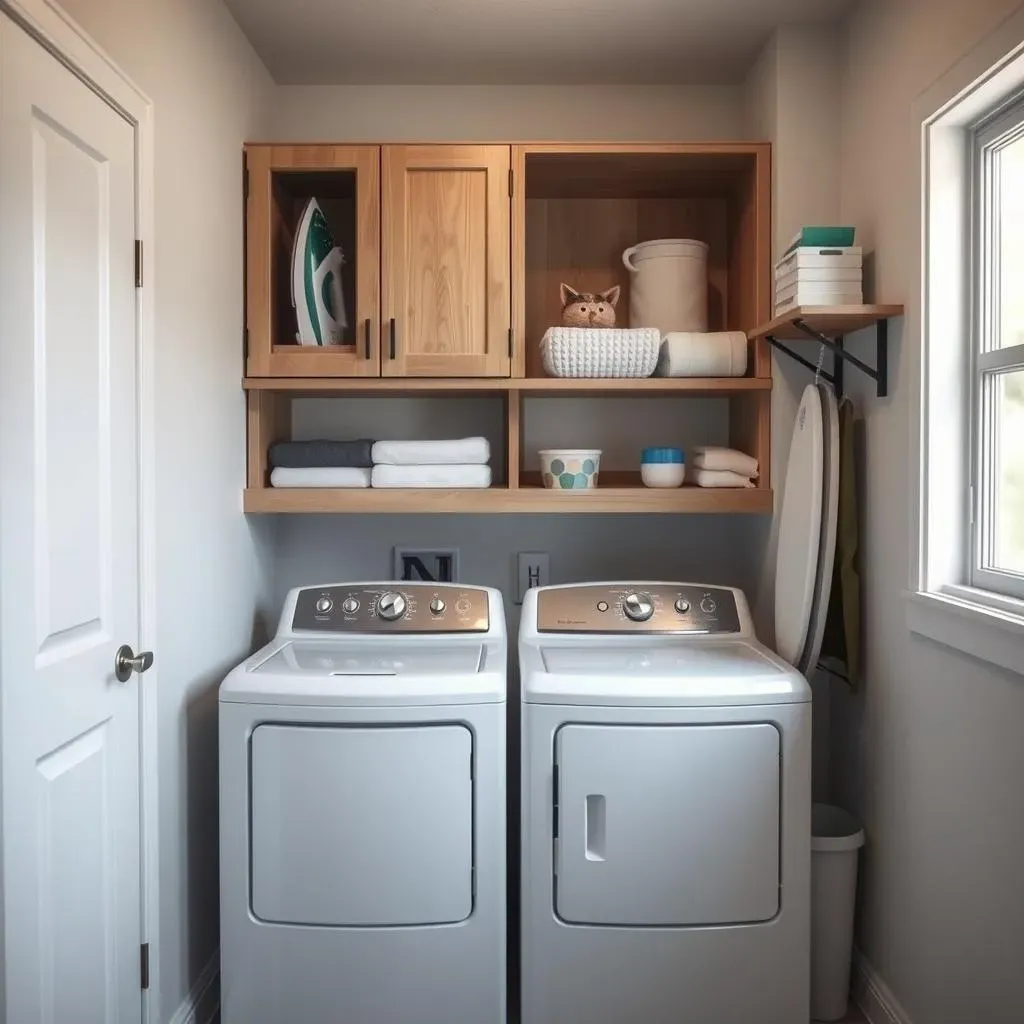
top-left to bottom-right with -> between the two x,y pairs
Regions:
540,643 -> 780,678
220,638 -> 506,706
255,640 -> 484,676
775,384 -> 824,666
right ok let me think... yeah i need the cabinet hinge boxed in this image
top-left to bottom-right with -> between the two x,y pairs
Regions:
508,168 -> 514,198
140,943 -> 150,990
134,240 -> 143,288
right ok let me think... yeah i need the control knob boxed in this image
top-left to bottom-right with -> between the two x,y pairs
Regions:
429,597 -> 446,615
377,592 -> 407,621
315,596 -> 334,615
674,598 -> 691,614
623,592 -> 654,622
341,597 -> 360,615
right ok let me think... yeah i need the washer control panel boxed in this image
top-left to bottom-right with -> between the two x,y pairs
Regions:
292,584 -> 489,633
536,584 -> 740,634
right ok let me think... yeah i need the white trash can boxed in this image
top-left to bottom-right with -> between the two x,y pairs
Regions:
811,803 -> 865,1021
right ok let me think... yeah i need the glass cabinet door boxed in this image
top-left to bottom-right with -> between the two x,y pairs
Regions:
245,144 -> 380,377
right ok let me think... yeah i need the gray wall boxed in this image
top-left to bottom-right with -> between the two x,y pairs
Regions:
44,1 -> 275,1019
833,1 -> 1024,1021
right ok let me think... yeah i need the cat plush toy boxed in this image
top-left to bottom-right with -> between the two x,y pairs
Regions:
559,283 -> 621,328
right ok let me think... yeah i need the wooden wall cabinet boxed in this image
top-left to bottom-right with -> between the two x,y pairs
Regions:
245,143 -> 512,379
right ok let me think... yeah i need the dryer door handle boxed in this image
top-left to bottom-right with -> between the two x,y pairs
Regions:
584,794 -> 606,862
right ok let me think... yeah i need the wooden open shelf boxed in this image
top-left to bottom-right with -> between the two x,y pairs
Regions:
244,483 -> 771,515
242,376 -> 772,395
748,305 -> 904,342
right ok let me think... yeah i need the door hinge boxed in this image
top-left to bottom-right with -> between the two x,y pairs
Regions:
508,168 -> 514,198
969,485 -> 975,527
243,162 -> 249,200
134,240 -> 143,288
508,326 -> 514,358
140,943 -> 150,990
244,326 -> 249,359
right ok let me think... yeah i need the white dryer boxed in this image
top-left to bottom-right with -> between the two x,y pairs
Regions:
519,582 -> 811,1024
220,582 -> 507,1024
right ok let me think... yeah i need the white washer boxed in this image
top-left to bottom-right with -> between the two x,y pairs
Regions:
220,582 -> 507,1024
520,582 -> 811,1024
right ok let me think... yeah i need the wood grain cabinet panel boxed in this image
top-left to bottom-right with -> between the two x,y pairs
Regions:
382,145 -> 512,378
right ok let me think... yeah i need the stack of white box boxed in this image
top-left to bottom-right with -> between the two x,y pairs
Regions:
774,245 -> 863,316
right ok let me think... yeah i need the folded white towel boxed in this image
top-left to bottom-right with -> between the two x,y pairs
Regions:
691,447 -> 759,478
270,467 -> 371,488
692,468 -> 755,489
371,438 -> 490,466
655,332 -> 748,377
371,464 -> 492,489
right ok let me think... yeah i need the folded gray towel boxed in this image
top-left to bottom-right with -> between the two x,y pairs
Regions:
269,439 -> 374,469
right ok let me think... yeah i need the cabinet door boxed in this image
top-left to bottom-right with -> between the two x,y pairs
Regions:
246,145 -> 380,377
382,145 -> 511,377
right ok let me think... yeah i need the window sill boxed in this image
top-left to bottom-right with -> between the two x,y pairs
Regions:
905,587 -> 1024,677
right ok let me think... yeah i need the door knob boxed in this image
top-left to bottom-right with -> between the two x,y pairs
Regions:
114,644 -> 154,683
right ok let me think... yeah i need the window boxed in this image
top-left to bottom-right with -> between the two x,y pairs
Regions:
910,23 -> 1024,675
972,98 -> 1024,599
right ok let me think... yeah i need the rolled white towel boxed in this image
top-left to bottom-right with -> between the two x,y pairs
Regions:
270,467 -> 371,488
691,446 -> 759,479
655,332 -> 748,377
371,437 -> 490,466
692,468 -> 755,489
371,464 -> 492,489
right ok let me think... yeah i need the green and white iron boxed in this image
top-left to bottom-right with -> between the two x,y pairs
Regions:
291,198 -> 348,346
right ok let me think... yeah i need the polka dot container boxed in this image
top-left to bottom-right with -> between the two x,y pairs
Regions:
538,449 -> 602,490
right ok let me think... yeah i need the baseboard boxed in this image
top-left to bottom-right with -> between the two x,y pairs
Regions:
854,951 -> 913,1024
168,949 -> 220,1024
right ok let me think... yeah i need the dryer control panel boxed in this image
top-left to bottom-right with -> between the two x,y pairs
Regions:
292,584 -> 489,633
536,584 -> 740,634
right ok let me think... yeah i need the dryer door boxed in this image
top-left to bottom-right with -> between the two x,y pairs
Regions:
250,723 -> 473,926
555,723 -> 780,926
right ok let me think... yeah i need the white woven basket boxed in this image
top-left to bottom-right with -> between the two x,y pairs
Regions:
540,327 -> 661,378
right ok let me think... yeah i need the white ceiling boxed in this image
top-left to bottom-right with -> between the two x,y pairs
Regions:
223,0 -> 852,85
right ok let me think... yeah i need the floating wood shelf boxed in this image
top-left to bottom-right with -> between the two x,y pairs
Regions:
244,483 -> 772,516
242,376 -> 772,395
749,304 -> 903,397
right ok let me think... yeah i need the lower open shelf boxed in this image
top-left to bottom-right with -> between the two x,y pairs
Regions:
243,483 -> 773,515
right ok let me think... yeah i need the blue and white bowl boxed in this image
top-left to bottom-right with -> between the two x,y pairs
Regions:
539,449 -> 602,490
640,447 -> 685,488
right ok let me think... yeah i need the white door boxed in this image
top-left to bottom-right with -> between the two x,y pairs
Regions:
0,15 -> 145,1024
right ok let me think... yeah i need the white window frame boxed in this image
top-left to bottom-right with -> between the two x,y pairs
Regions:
908,13 -> 1024,677
970,97 -> 1024,601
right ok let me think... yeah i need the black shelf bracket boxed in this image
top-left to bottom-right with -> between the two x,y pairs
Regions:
765,316 -> 889,398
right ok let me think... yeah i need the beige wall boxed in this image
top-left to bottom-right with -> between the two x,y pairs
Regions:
834,2 -> 1024,1022
44,0 -> 274,1019
269,83 -> 744,141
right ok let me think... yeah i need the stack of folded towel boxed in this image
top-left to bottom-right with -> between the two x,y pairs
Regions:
690,447 -> 759,489
371,437 -> 492,489
269,439 -> 374,488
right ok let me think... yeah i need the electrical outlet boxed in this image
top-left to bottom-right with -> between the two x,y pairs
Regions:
515,552 -> 549,604
393,548 -> 458,583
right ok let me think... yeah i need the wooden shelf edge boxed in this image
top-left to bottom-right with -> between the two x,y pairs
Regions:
748,304 -> 904,342
243,486 -> 773,515
242,376 -> 773,394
